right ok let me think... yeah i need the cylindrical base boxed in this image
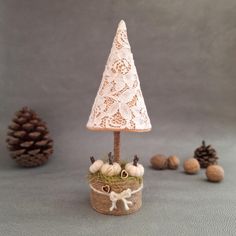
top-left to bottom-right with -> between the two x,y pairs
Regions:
89,178 -> 143,216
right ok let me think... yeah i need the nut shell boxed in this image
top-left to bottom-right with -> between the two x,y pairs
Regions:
150,154 -> 168,170
168,155 -> 180,170
206,165 -> 224,182
184,158 -> 200,174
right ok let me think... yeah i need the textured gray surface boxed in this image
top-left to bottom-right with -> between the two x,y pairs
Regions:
0,0 -> 236,235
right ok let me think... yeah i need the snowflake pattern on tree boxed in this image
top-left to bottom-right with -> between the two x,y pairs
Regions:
87,20 -> 151,132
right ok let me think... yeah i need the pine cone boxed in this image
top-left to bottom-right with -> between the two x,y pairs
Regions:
194,140 -> 218,168
6,107 -> 53,167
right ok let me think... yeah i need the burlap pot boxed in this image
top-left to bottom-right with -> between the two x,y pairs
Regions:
89,175 -> 143,216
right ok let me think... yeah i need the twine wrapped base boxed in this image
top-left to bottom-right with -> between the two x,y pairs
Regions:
89,175 -> 143,216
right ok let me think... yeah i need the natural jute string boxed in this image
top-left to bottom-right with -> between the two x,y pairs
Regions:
89,183 -> 143,212
113,131 -> 120,163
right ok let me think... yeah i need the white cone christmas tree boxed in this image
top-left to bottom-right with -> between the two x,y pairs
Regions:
87,20 -> 151,132
87,21 -> 151,215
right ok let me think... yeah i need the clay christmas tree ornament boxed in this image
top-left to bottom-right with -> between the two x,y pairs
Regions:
87,20 -> 151,215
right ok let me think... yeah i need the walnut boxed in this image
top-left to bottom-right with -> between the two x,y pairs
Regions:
206,165 -> 224,182
150,154 -> 168,170
168,155 -> 180,170
184,158 -> 200,174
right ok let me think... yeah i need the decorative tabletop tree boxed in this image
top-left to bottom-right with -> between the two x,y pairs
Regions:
87,20 -> 151,215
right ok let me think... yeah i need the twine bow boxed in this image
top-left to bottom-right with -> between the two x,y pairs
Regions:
109,188 -> 132,211
89,183 -> 143,212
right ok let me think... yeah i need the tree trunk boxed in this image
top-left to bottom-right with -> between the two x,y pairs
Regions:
113,131 -> 120,163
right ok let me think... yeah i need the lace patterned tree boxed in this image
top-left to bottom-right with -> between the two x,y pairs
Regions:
87,20 -> 151,163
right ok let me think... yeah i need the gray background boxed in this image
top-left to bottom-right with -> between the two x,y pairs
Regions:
0,0 -> 236,235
